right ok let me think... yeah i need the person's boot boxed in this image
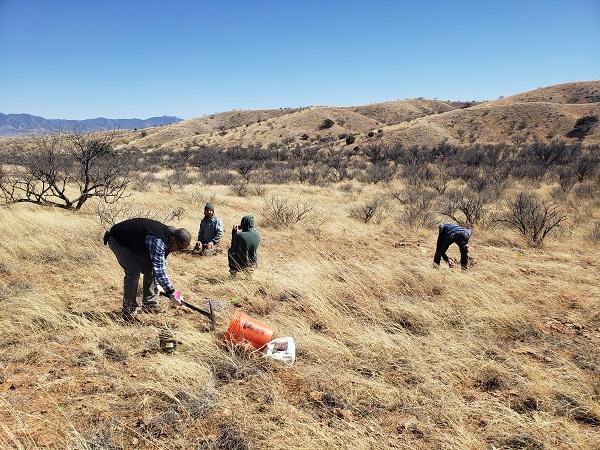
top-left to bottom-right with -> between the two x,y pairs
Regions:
122,307 -> 140,323
142,297 -> 162,313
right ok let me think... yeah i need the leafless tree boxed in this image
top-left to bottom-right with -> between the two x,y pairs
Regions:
349,197 -> 387,224
531,142 -> 567,168
392,188 -> 438,228
261,194 -> 315,228
0,130 -> 131,209
574,153 -> 599,182
428,169 -> 450,194
441,188 -> 489,228
364,162 -> 397,184
499,192 -> 567,247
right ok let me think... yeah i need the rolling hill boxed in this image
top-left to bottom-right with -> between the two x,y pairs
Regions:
113,81 -> 599,151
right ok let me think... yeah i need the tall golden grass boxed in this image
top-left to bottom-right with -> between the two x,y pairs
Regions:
0,181 -> 599,449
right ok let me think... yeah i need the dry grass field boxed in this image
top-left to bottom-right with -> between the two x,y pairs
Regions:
1,176 -> 599,449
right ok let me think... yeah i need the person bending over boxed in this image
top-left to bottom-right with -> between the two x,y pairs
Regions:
104,218 -> 191,321
433,223 -> 471,270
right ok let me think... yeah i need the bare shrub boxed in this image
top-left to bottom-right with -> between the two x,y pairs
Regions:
550,186 -> 569,203
428,170 -> 450,194
441,188 -> 489,228
393,189 -> 438,228
499,192 -> 567,247
231,180 -> 251,197
300,166 -> 334,186
573,182 -> 597,199
530,142 -> 568,169
261,194 -> 315,228
339,182 -> 353,192
94,202 -> 185,228
165,168 -> 191,191
252,184 -> 267,196
295,167 -> 311,184
590,222 -> 600,242
235,160 -> 255,180
465,170 -> 507,198
363,162 -> 397,184
230,180 -> 267,197
132,173 -> 156,192
202,170 -> 237,185
264,166 -> 295,183
403,163 -> 434,187
363,144 -> 388,164
188,189 -> 217,206
574,153 -> 599,182
349,197 -> 387,224
339,182 -> 362,195
558,167 -> 577,192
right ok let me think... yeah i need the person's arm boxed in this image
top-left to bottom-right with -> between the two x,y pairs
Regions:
230,232 -> 240,253
197,219 -> 205,244
213,218 -> 224,245
146,235 -> 175,294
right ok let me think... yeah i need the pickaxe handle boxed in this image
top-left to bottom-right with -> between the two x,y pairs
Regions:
181,299 -> 215,325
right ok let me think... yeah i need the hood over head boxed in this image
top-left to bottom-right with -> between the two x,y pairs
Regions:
240,215 -> 255,231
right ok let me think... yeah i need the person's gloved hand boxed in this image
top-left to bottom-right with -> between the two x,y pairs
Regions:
169,290 -> 184,306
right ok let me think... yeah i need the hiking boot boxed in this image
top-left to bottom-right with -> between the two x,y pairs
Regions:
122,308 -> 140,323
141,303 -> 163,314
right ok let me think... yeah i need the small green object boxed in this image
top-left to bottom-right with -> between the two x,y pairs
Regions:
231,297 -> 239,306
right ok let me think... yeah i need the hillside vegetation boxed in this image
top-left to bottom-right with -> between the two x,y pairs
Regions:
113,81 -> 600,151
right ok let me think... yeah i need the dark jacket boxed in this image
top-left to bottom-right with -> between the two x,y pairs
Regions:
434,223 -> 471,269
228,215 -> 261,271
106,218 -> 172,257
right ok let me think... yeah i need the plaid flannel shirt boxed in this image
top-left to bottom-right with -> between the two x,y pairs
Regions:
145,235 -> 174,293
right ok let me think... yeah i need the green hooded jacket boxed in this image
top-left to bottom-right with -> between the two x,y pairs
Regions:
229,215 -> 261,270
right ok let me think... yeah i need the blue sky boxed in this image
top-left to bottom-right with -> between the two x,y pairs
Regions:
1,0 -> 598,119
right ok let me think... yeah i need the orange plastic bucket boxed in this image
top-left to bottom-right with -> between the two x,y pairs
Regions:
225,311 -> 274,349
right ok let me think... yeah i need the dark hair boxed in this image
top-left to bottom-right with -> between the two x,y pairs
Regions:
172,228 -> 191,247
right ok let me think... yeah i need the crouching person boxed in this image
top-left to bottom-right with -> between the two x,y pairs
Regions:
104,218 -> 191,321
433,223 -> 471,270
194,203 -> 224,256
228,215 -> 261,277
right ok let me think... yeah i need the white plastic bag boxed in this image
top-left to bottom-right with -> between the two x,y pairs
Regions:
264,337 -> 296,366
